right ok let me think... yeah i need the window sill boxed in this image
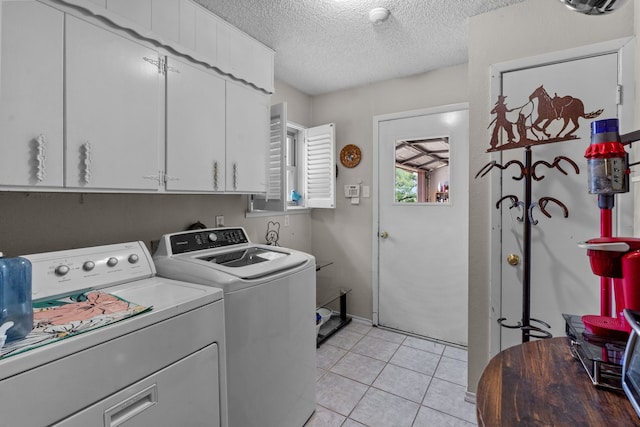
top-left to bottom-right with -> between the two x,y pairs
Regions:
245,208 -> 311,218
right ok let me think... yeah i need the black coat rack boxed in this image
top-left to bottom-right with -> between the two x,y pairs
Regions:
476,147 -> 579,342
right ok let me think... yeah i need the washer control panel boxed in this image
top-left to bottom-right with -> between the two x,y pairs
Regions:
168,228 -> 249,254
24,241 -> 154,301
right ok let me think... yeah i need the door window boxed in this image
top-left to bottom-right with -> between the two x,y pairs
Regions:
394,137 -> 449,203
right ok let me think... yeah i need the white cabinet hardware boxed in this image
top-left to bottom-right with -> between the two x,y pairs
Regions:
82,141 -> 92,185
36,134 -> 47,182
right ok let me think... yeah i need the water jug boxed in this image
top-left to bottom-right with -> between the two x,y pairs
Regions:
0,255 -> 33,342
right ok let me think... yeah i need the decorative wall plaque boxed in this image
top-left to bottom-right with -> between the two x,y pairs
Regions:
340,144 -> 361,168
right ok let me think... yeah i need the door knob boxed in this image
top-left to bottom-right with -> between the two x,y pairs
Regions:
379,231 -> 389,239
507,254 -> 520,266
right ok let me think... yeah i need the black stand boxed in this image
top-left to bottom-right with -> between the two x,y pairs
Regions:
316,289 -> 352,348
477,146 -> 578,342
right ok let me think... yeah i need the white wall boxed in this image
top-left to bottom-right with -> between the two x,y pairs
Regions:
309,65 -> 468,319
467,0 -> 635,394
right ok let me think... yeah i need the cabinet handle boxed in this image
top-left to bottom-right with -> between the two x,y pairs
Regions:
213,161 -> 219,191
233,162 -> 238,190
35,134 -> 47,182
82,141 -> 92,185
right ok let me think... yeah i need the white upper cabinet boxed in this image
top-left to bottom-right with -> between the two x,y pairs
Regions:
65,16 -> 162,191
0,1 -> 64,188
226,82 -> 270,193
106,0 -> 152,29
217,20 -> 274,93
194,3 -> 218,65
165,56 -> 226,192
178,0 -> 196,51
58,0 -> 274,92
152,0 -> 180,43
0,0 -> 271,194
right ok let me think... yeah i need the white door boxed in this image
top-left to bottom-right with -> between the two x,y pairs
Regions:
65,16 -> 162,191
165,55 -> 226,192
0,2 -> 64,188
496,51 -> 633,350
375,105 -> 469,346
226,81 -> 270,193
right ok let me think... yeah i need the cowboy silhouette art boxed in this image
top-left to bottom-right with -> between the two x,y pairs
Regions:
489,95 -> 515,148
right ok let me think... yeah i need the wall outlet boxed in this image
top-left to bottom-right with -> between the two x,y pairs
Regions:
215,215 -> 224,227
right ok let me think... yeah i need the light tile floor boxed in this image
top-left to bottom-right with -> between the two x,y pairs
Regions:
305,321 -> 477,427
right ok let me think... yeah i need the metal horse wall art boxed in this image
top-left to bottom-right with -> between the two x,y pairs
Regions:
489,85 -> 603,151
479,85 -> 603,343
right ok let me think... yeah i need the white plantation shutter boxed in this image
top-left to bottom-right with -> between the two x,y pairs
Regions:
267,109 -> 284,200
304,123 -> 335,208
252,103 -> 286,211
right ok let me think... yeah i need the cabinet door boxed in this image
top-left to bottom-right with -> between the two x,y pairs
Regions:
65,16 -> 162,190
0,1 -> 63,188
151,0 -> 180,43
194,3 -> 217,65
166,56 -> 226,192
226,82 -> 269,193
218,22 -> 274,93
106,0 -> 152,29
179,0 -> 196,51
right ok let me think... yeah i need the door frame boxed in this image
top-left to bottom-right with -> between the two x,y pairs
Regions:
488,37 -> 635,356
372,103 -> 469,327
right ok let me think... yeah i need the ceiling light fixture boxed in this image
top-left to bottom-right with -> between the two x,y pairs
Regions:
369,7 -> 390,24
558,0 -> 628,14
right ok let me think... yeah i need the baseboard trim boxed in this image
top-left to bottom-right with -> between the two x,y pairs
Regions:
465,391 -> 476,405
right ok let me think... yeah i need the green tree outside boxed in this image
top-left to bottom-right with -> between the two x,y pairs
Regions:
395,168 -> 417,202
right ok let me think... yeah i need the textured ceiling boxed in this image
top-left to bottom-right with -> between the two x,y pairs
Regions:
194,0 -> 526,95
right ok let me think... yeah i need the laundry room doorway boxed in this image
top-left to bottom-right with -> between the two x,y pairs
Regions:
373,104 -> 469,346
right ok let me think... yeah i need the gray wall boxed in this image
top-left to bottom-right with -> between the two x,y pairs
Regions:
310,65 -> 469,318
467,0 -> 635,393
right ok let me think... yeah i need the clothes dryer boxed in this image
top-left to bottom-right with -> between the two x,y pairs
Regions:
0,241 -> 227,427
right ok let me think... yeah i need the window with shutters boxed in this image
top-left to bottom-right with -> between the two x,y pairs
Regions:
249,102 -> 335,213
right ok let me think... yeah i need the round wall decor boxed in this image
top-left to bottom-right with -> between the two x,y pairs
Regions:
340,144 -> 362,168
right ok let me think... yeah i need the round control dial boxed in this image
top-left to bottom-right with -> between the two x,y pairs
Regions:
83,261 -> 95,271
106,257 -> 118,267
128,254 -> 139,264
208,233 -> 218,242
55,264 -> 70,276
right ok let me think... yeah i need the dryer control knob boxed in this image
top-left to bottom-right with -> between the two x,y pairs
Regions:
55,264 -> 70,276
83,261 -> 95,271
106,257 -> 118,267
128,254 -> 139,264
208,233 -> 218,242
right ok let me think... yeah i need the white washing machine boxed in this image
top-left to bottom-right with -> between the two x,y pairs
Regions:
0,242 -> 227,427
153,227 -> 316,427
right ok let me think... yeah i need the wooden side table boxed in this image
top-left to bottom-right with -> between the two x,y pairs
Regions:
476,337 -> 640,426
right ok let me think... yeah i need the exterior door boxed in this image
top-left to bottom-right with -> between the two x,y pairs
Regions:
496,51 -> 633,350
375,105 -> 469,346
